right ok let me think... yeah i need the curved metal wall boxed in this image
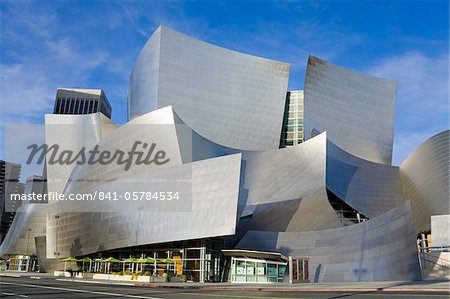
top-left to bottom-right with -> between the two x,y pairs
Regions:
243,133 -> 327,205
237,201 -> 421,282
63,106 -> 184,196
128,26 -> 290,151
326,140 -> 405,218
0,203 -> 46,256
245,191 -> 342,233
45,113 -> 117,196
46,154 -> 242,258
128,27 -> 161,119
399,130 -> 450,233
304,56 -> 397,165
240,132 -> 343,232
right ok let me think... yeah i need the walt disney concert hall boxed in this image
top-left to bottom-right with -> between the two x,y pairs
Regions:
1,25 -> 449,283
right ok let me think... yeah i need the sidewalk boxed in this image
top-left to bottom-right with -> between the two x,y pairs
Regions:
1,271 -> 449,293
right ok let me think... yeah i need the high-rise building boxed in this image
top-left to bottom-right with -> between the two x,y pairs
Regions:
0,161 -> 23,244
53,88 -> 112,118
280,90 -> 304,147
24,175 -> 45,202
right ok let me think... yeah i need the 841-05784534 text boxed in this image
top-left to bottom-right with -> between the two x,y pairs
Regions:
96,191 -> 180,201
10,191 -> 180,201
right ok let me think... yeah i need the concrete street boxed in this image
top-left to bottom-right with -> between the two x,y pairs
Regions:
0,275 -> 449,299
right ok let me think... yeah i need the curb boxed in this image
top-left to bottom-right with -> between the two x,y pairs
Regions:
133,284 -> 450,293
57,278 -> 135,286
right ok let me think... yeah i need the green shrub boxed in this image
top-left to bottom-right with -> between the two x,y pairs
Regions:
162,273 -> 172,282
130,271 -> 142,280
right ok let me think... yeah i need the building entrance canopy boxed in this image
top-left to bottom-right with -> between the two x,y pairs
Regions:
222,249 -> 288,262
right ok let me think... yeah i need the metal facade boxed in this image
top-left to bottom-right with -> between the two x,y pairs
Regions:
304,56 -> 397,164
129,26 -> 290,151
399,130 -> 450,233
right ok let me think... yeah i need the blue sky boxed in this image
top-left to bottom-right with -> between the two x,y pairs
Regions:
0,0 -> 448,173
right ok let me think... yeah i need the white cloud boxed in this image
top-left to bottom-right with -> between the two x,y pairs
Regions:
366,51 -> 449,165
367,51 -> 448,110
0,1 -> 132,164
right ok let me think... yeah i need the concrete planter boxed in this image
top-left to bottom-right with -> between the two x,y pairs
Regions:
53,271 -> 71,277
93,273 -> 153,282
80,272 -> 94,279
92,273 -> 110,280
74,272 -> 94,279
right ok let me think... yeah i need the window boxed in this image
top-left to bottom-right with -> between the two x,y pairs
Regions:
54,98 -> 61,113
83,100 -> 89,114
74,100 -> 80,114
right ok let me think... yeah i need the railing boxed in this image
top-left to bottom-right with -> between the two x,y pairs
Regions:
418,245 -> 450,253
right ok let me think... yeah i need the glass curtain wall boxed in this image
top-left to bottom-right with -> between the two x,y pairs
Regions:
230,257 -> 287,283
280,90 -> 304,147
90,238 -> 223,282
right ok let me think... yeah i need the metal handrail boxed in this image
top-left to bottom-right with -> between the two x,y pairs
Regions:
418,245 -> 450,253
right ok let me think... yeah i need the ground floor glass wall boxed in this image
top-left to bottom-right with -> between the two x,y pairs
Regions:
90,238 -> 224,282
4,255 -> 38,272
230,257 -> 287,283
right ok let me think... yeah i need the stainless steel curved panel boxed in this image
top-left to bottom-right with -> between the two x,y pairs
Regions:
239,132 -> 342,232
47,154 -> 241,258
45,113 -> 117,196
0,203 -> 46,256
246,191 -> 342,232
304,56 -> 397,164
63,106 -> 184,196
129,26 -> 290,151
326,140 -> 405,217
128,28 -> 161,120
399,130 -> 450,233
237,201 -> 421,282
242,132 -> 327,205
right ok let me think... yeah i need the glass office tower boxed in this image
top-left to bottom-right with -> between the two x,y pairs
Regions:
280,90 -> 304,147
53,88 -> 112,118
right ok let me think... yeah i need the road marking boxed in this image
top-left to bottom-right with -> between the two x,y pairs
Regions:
0,281 -> 161,299
1,292 -> 28,297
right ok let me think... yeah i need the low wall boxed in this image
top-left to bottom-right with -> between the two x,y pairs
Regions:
93,273 -> 167,282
